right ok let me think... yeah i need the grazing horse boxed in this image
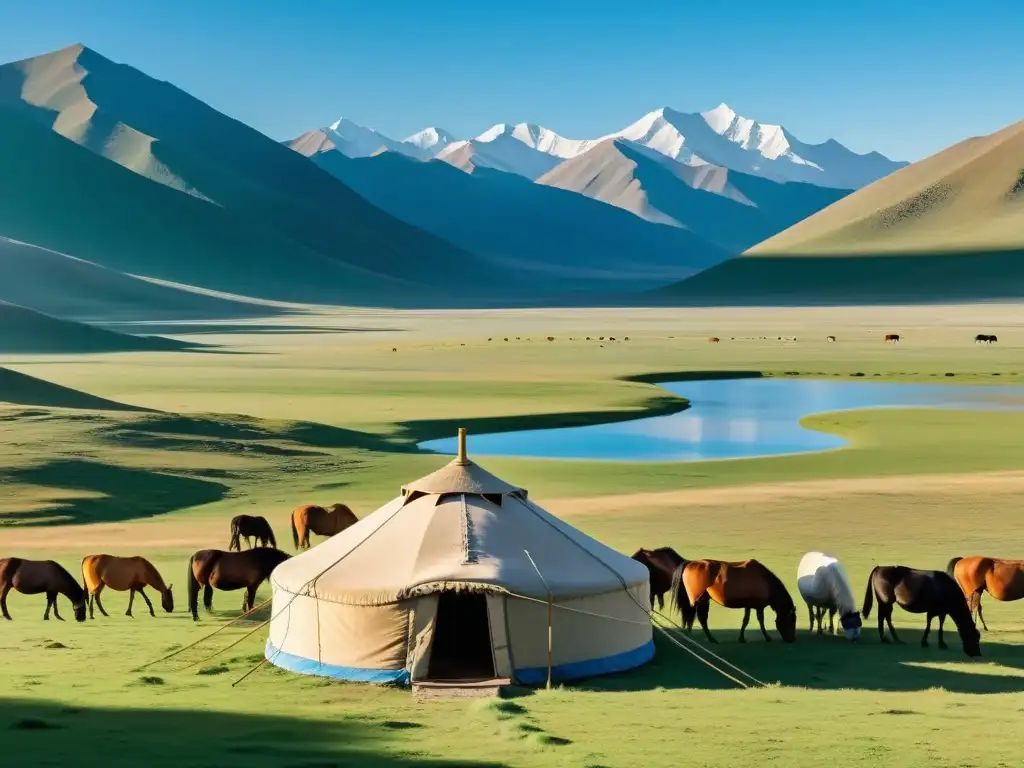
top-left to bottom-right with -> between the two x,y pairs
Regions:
229,514 -> 277,551
796,551 -> 862,641
826,335 -> 836,343
0,558 -> 87,621
187,547 -> 290,621
672,559 -> 797,643
884,334 -> 900,343
948,556 -> 1024,631
708,337 -> 721,344
291,503 -> 358,550
863,565 -> 981,656
974,334 -> 998,344
81,555 -> 173,619
632,547 -> 687,614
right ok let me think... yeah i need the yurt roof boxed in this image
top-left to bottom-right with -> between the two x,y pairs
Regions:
271,430 -> 648,607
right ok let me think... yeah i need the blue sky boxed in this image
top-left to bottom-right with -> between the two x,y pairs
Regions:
0,1 -> 1020,161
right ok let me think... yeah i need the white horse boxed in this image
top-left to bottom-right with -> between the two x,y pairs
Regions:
797,551 -> 862,641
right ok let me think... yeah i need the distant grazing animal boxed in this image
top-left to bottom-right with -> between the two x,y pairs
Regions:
975,334 -> 998,344
291,503 -> 358,550
81,554 -> 173,619
796,551 -> 862,641
863,565 -> 980,656
0,558 -> 87,622
229,515 -> 277,551
884,334 -> 900,343
672,558 -> 797,643
709,337 -> 720,344
826,336 -> 836,343
948,556 -> 1024,631
187,547 -> 290,621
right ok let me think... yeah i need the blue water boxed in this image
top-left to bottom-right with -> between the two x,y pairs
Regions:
418,378 -> 1024,462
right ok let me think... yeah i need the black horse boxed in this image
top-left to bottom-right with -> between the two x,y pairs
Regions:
863,565 -> 981,657
229,515 -> 277,551
975,334 -> 998,344
632,547 -> 686,612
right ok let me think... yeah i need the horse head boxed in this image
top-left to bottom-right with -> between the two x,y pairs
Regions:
162,584 -> 175,613
73,595 -> 88,623
839,610 -> 863,642
774,603 -> 797,643
962,623 -> 982,658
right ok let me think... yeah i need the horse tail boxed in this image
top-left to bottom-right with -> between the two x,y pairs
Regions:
290,511 -> 300,550
862,566 -> 878,618
229,518 -> 241,552
946,557 -> 963,579
266,522 -> 278,550
187,554 -> 199,618
670,563 -> 696,627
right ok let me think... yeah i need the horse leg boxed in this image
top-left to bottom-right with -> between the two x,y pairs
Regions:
695,596 -> 716,643
921,614 -> 933,647
49,592 -> 64,621
43,593 -> 52,621
878,602 -> 889,643
815,606 -> 825,634
739,608 -> 750,643
126,589 -> 136,617
806,602 -> 815,632
756,608 -> 772,642
1,584 -> 13,620
975,593 -> 989,632
245,585 -> 258,613
938,614 -> 948,649
884,606 -> 903,644
94,587 -> 110,618
204,585 -> 214,613
828,607 -> 836,635
137,588 -> 155,617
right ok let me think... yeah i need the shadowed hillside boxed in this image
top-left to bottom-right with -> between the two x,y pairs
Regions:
0,302 -> 193,354
0,367 -> 149,410
308,150 -> 728,288
0,44 -> 519,305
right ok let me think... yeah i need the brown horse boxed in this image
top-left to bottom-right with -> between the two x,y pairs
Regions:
0,558 -> 87,621
672,559 -> 797,643
229,514 -> 277,551
81,554 -> 173,619
632,547 -> 687,614
884,334 -> 900,343
948,556 -> 1024,631
187,547 -> 290,621
708,337 -> 720,344
290,503 -> 358,550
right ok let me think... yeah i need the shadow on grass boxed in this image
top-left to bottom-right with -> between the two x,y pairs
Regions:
3,459 -> 229,526
0,697 -> 507,767
95,322 -> 402,336
579,630 -> 1024,695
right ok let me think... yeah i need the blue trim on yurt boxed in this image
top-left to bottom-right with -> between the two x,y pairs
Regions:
512,639 -> 655,686
265,641 -> 410,685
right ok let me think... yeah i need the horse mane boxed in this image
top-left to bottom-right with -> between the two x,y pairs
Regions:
756,561 -> 794,610
51,560 -> 85,601
141,558 -> 169,592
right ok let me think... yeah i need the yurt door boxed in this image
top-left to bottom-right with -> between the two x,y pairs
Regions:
425,590 -> 496,681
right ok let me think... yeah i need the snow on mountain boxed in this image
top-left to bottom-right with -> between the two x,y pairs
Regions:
322,117 -> 420,158
435,129 -> 562,180
403,126 -> 457,155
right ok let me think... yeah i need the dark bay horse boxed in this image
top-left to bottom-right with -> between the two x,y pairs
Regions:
291,503 -> 357,550
884,334 -> 901,343
81,554 -> 173,619
187,547 -> 290,621
948,556 -> 1024,631
0,558 -> 87,621
229,514 -> 277,551
863,565 -> 981,656
631,547 -> 686,613
672,558 -> 797,643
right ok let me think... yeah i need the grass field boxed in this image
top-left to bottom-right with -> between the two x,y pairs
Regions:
3,304 -> 1024,767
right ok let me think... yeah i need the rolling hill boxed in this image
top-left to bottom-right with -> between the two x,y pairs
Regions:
0,44 -> 516,305
538,140 -> 850,253
308,150 -> 728,287
0,302 -> 194,354
651,119 -> 1024,304
0,366 -> 150,411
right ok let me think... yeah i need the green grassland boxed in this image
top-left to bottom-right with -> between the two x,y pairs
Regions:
3,305 -> 1024,767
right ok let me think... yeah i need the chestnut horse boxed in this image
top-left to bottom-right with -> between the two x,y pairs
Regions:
0,558 -> 87,621
187,547 -> 290,621
672,558 -> 797,643
948,556 -> 1024,631
229,514 -> 277,551
81,554 -> 173,619
884,334 -> 900,343
290,503 -> 358,550
864,565 -> 981,656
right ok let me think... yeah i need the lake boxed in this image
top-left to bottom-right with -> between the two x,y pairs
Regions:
417,378 -> 1024,462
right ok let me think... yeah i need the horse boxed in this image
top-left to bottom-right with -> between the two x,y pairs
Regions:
291,503 -> 358,550
671,558 -> 797,643
947,556 -> 1024,631
0,558 -> 87,622
796,551 -> 862,641
863,565 -> 981,657
229,514 -> 277,551
632,547 -> 688,615
884,334 -> 900,343
826,336 -> 836,343
708,337 -> 720,344
81,554 -> 173,619
187,547 -> 290,621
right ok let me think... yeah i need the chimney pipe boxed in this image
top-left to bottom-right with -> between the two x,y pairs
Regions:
456,428 -> 468,465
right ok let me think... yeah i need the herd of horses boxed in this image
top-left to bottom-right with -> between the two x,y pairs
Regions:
632,548 -> 1024,656
707,333 -> 1002,345
0,503 -> 358,623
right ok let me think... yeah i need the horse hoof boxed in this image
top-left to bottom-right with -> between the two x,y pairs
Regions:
939,643 -> 948,650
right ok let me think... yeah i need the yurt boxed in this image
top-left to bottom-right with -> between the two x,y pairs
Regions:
266,430 -> 653,686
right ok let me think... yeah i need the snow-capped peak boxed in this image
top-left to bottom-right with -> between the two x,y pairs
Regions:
700,103 -> 738,133
403,126 -> 457,153
475,122 -> 591,159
